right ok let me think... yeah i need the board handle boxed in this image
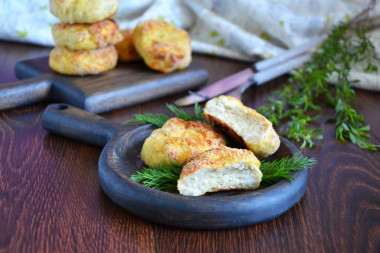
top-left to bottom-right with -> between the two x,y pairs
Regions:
0,74 -> 53,110
42,104 -> 126,147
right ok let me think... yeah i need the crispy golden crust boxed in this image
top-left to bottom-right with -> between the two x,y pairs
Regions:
141,118 -> 226,167
52,19 -> 123,51
204,95 -> 280,157
49,46 -> 117,75
133,20 -> 191,73
179,146 -> 261,179
115,29 -> 141,62
50,0 -> 119,23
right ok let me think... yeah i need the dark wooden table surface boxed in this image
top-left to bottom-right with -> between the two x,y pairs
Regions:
0,40 -> 379,253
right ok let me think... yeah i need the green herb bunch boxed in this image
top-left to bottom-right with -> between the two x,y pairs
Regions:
258,23 -> 379,150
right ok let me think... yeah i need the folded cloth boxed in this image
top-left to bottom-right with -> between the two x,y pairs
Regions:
0,0 -> 379,91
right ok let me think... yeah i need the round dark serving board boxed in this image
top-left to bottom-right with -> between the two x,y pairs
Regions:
42,103 -> 308,229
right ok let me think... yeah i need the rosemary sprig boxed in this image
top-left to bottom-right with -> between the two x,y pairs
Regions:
130,155 -> 316,192
258,23 -> 378,150
125,103 -> 207,127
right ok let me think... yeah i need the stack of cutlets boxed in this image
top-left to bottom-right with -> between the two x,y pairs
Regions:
48,0 -> 122,75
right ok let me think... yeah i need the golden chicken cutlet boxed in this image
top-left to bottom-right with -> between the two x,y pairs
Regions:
141,117 -> 226,167
204,96 -> 281,157
177,146 -> 262,196
50,0 -> 119,24
49,46 -> 117,75
52,19 -> 123,51
133,20 -> 191,73
115,29 -> 141,62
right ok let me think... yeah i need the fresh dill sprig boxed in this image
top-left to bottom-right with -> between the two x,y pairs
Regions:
258,23 -> 378,150
260,154 -> 317,184
194,102 -> 206,121
130,155 -> 316,192
125,103 -> 208,127
124,113 -> 169,127
166,103 -> 207,123
130,161 -> 183,192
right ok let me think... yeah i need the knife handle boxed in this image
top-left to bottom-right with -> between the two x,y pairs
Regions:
253,35 -> 326,72
242,54 -> 312,93
0,74 -> 53,111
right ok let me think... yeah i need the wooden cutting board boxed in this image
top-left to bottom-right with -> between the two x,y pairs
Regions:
0,56 -> 208,113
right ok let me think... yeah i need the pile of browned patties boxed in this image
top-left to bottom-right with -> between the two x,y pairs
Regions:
48,1 -> 192,75
48,0 -> 122,75
113,19 -> 193,73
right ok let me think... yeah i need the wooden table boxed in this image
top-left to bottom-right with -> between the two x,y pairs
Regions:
1,40 -> 379,253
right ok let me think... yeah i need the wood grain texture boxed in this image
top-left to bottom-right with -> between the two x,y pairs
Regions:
0,42 -> 154,253
1,40 -> 380,252
1,57 -> 207,113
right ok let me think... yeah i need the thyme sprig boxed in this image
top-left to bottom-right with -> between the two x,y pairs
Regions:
131,155 -> 316,192
258,23 -> 379,150
125,103 -> 207,127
